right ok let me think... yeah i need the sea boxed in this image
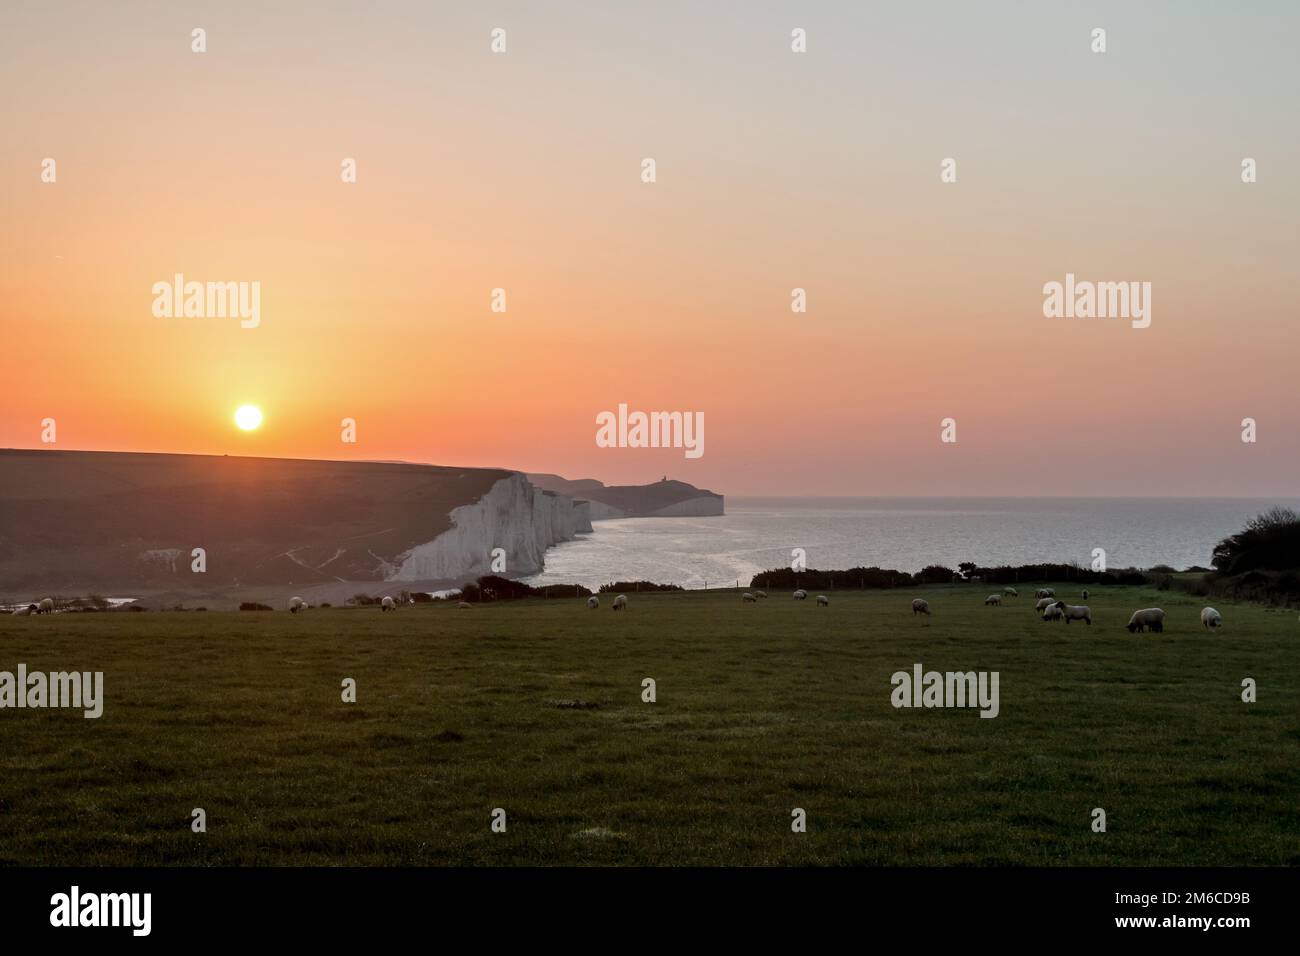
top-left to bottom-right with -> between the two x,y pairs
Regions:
522,497 -> 1300,591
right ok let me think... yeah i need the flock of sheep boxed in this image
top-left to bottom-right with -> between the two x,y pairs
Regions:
912,586 -> 1224,633
9,589 -> 1228,631
287,592 -> 633,613
741,588 -> 830,606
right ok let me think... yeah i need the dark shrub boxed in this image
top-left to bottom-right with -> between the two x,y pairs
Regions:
598,581 -> 684,594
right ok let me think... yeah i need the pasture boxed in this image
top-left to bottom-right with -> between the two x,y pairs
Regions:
0,585 -> 1296,866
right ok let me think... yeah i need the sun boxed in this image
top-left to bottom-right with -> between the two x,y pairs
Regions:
234,404 -> 263,431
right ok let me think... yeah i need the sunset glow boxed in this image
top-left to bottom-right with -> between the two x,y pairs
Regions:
2,4 -> 1297,495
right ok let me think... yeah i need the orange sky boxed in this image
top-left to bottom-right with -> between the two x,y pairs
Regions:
3,2 -> 1297,494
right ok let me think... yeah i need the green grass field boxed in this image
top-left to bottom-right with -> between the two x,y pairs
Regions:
1,585 -> 1296,866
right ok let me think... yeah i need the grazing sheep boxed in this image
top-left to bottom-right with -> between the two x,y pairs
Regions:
1041,603 -> 1064,621
1003,587 -> 1018,598
612,594 -> 628,611
457,601 -> 473,609
1081,588 -> 1090,600
37,597 -> 55,614
1126,608 -> 1166,633
1200,607 -> 1223,629
587,596 -> 600,609
289,596 -> 305,614
911,598 -> 931,616
1035,597 -> 1056,614
1035,588 -> 1055,599
793,589 -> 807,600
1054,601 -> 1092,625
985,594 -> 1002,606
754,590 -> 767,599
816,594 -> 829,606
742,592 -> 756,603
12,604 -> 37,616
380,595 -> 396,612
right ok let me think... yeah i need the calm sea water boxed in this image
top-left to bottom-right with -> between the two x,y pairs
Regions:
523,497 -> 1300,591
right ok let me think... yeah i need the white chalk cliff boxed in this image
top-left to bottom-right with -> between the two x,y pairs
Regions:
390,473 -> 592,581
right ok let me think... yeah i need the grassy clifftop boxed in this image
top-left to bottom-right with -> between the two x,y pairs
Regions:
1,584 -> 1294,865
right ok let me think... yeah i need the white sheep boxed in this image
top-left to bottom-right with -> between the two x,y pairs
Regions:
742,592 -> 756,603
587,596 -> 599,609
816,594 -> 829,606
289,596 -> 305,614
1035,597 -> 1056,614
612,594 -> 628,611
380,595 -> 396,612
1035,588 -> 1055,599
1200,607 -> 1223,629
12,604 -> 36,616
1003,587 -> 1018,597
754,590 -> 767,599
1041,603 -> 1064,621
911,598 -> 931,616
457,601 -> 473,609
37,597 -> 55,614
1054,601 -> 1092,625
1126,608 -> 1166,633
793,589 -> 807,600
985,594 -> 1002,606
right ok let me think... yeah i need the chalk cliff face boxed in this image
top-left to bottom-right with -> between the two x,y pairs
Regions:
391,473 -> 592,581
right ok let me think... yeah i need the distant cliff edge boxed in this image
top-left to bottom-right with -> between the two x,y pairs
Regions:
0,450 -> 590,594
527,473 -> 724,519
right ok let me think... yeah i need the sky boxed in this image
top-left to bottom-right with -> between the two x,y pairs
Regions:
2,1 -> 1297,496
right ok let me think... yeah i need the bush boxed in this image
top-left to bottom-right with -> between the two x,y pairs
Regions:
1212,507 -> 1300,574
597,581 -> 684,594
239,602 -> 273,612
750,562 -> 1146,592
456,577 -> 594,603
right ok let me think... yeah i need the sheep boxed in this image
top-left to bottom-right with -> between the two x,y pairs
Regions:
37,597 -> 55,614
612,594 -> 628,611
1035,597 -> 1056,614
1041,603 -> 1064,621
816,594 -> 829,606
289,596 -> 305,614
1054,601 -> 1092,625
1081,588 -> 1090,600
1035,588 -> 1055,599
793,589 -> 808,600
754,590 -> 767,599
911,598 -> 931,616
380,595 -> 396,612
12,604 -> 37,616
1003,587 -> 1018,598
742,592 -> 756,603
457,601 -> 473,609
587,596 -> 600,609
985,594 -> 1002,606
1126,608 -> 1166,633
1200,607 -> 1223,629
